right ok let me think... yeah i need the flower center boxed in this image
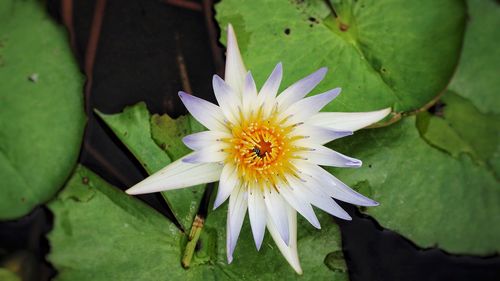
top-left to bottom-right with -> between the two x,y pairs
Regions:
253,139 -> 272,158
225,115 -> 301,187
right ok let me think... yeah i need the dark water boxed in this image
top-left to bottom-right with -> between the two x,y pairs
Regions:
1,0 -> 499,280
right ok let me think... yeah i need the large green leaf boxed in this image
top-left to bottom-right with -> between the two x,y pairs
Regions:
0,0 -> 85,219
215,0 -> 465,113
97,103 -> 204,230
314,0 -> 499,255
47,166 -> 183,281
448,0 -> 500,114
48,166 -> 348,280
329,115 -> 500,255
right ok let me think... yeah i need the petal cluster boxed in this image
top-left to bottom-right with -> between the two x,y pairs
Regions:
126,24 -> 390,274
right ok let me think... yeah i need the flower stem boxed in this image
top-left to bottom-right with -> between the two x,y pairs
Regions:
181,214 -> 205,268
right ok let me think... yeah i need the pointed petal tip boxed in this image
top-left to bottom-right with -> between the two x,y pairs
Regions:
352,195 -> 380,207
245,71 -> 253,81
213,197 -> 225,210
371,107 -> 392,123
255,240 -> 263,251
125,188 -> 135,195
338,211 -> 352,221
345,159 -> 362,167
351,197 -> 379,207
212,74 -> 226,94
289,253 -> 303,275
312,67 -> 328,81
283,233 -> 291,246
182,156 -> 197,164
125,184 -> 146,195
178,91 -> 194,100
227,23 -> 238,48
212,74 -> 219,84
381,107 -> 392,115
181,135 -> 192,148
326,87 -> 341,100
305,208 -> 321,229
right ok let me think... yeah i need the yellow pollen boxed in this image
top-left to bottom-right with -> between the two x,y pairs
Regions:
224,113 -> 301,188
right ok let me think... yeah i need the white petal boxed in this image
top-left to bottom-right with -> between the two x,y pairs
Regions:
298,144 -> 362,168
280,88 -> 341,125
267,205 -> 303,275
178,91 -> 227,132
126,153 -> 222,194
257,63 -> 283,117
212,75 -> 241,124
291,125 -> 352,145
248,188 -> 267,250
182,130 -> 232,151
276,67 -> 327,110
308,108 -> 391,131
182,145 -> 226,164
279,180 -> 321,229
295,160 -> 378,206
264,188 -> 290,245
224,24 -> 247,97
226,184 -> 248,263
299,179 -> 351,220
242,71 -> 258,116
213,164 -> 238,209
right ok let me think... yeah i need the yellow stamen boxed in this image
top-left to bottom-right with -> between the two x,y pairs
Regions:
224,110 -> 301,187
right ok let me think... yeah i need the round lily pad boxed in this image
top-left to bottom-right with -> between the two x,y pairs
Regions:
0,0 -> 85,219
215,0 -> 466,113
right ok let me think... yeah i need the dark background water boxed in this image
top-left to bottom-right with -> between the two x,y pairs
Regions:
1,0 -> 499,280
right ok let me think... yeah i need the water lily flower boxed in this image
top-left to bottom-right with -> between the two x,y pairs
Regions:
126,24 -> 390,274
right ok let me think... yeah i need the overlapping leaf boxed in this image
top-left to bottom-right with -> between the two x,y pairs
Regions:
0,0 -> 85,219
97,103 -> 204,230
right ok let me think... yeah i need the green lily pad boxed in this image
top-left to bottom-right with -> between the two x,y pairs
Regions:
0,269 -> 20,281
329,115 -> 500,255
215,0 -> 465,113
448,0 -> 500,114
47,166 -> 183,281
97,103 -> 204,230
0,0 -> 85,219
48,166 -> 348,280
